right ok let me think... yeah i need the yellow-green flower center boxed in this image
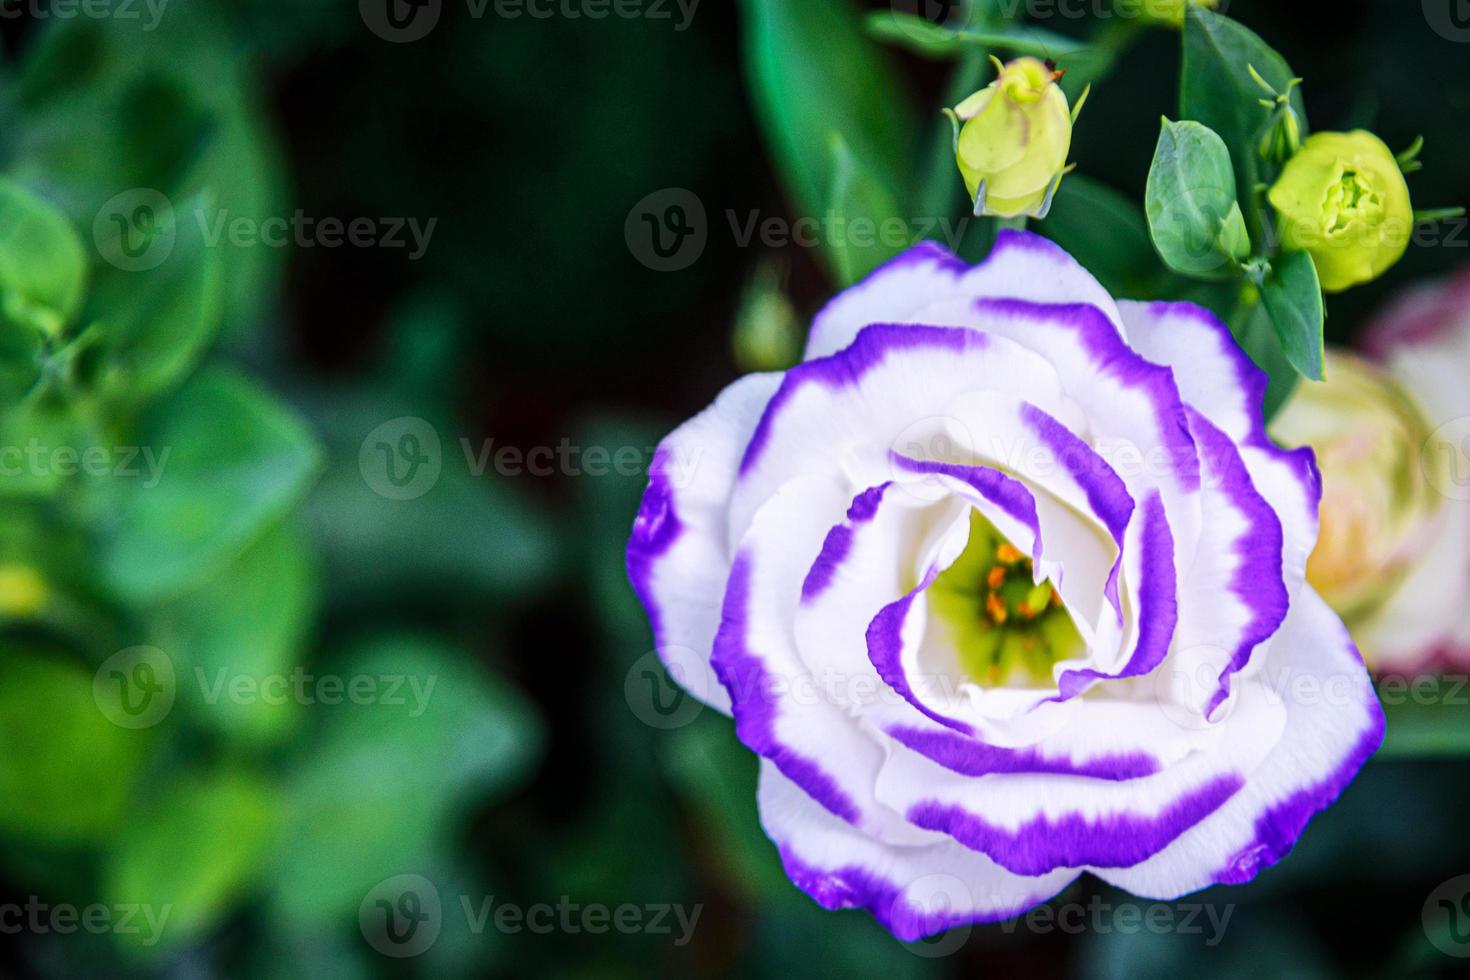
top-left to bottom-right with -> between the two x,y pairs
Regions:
1324,167 -> 1382,234
929,511 -> 1084,688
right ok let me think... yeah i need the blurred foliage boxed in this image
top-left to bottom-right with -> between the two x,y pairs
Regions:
0,0 -> 1466,977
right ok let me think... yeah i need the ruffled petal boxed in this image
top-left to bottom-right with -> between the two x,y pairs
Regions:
804,231 -> 1122,361
758,762 -> 1077,941
627,373 -> 781,712
1094,587 -> 1384,897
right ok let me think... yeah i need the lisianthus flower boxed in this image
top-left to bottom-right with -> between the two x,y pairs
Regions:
1280,267 -> 1470,674
627,232 -> 1383,939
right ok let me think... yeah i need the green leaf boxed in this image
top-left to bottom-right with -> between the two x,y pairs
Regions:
1376,695 -> 1470,759
1232,302 -> 1300,422
0,176 -> 88,337
159,518 -> 318,743
1145,119 -> 1250,280
104,769 -> 280,949
1181,7 -> 1307,238
1260,249 -> 1325,381
98,368 -> 323,604
10,10 -> 289,330
268,635 -> 544,925
301,390 -> 556,606
825,132 -> 905,286
1040,174 -> 1180,299
741,0 -> 915,225
86,191 -> 225,404
661,712 -> 794,904
865,11 -> 1085,62
0,649 -> 149,844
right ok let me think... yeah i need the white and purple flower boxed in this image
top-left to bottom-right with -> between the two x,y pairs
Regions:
627,231 -> 1384,940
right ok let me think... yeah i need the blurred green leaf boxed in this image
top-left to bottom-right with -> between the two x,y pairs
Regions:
661,713 -> 791,905
1145,119 -> 1251,280
10,9 -> 289,329
0,176 -> 88,337
825,133 -> 905,286
302,391 -> 556,605
86,191 -> 225,404
1377,696 -> 1470,758
1040,175 -> 1178,299
741,0 -> 915,234
104,769 -> 280,949
98,367 -> 322,604
1259,249 -> 1325,381
865,11 -> 1086,62
0,649 -> 148,845
269,635 -> 543,924
159,517 -> 317,743
1180,8 -> 1307,240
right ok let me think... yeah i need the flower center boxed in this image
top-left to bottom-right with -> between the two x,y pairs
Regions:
1324,168 -> 1382,233
929,510 -> 1084,688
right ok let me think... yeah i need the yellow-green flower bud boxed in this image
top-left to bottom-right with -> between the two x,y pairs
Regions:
1267,131 -> 1413,293
1268,350 -> 1440,629
952,57 -> 1080,220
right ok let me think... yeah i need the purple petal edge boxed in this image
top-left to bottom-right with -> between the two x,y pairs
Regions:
886,724 -> 1161,781
908,772 -> 1245,876
1214,693 -> 1387,885
741,324 -> 986,478
625,446 -> 684,649
776,845 -> 1061,943
712,554 -> 862,825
